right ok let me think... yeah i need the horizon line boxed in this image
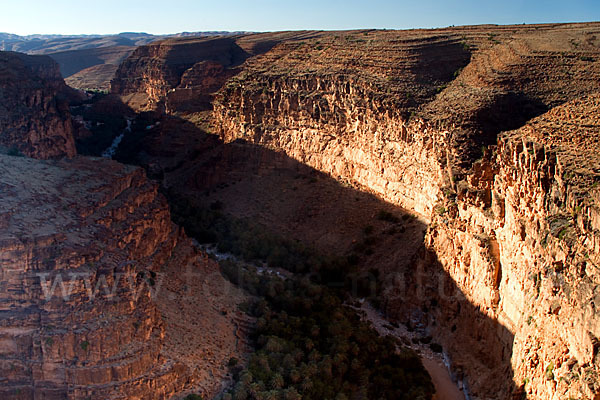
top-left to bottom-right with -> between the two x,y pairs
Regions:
2,19 -> 599,38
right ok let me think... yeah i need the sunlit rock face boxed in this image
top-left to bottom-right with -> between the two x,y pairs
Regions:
0,51 -> 77,159
104,22 -> 600,399
0,154 -> 243,399
423,95 -> 600,400
207,24 -> 600,399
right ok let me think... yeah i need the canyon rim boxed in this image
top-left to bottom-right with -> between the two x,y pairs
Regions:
0,15 -> 600,400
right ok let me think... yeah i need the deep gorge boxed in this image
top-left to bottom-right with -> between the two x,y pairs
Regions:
1,22 -> 600,400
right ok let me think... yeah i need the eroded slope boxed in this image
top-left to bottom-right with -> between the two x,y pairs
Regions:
0,154 -> 245,399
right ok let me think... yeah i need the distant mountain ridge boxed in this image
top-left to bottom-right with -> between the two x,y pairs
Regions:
0,31 -> 252,90
0,31 -> 251,54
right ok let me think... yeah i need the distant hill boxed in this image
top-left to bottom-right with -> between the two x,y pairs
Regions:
0,33 -> 157,53
0,32 -> 252,54
0,31 -> 251,90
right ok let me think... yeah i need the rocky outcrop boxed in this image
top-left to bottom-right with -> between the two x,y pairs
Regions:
110,31 -> 330,113
0,51 -> 77,159
0,154 -> 243,399
426,95 -> 600,400
110,36 -> 247,111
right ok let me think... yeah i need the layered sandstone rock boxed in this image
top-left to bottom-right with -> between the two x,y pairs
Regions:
0,154 -> 244,399
0,51 -> 77,159
207,24 -> 600,400
110,36 -> 246,111
110,31 -> 331,113
212,24 -> 600,216
108,22 -> 600,399
437,95 -> 600,400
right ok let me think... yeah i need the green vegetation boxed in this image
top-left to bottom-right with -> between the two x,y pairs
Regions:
6,146 -> 24,157
545,362 -> 555,380
169,193 -> 381,300
435,83 -> 448,93
168,193 -> 434,399
72,106 -> 128,156
219,260 -> 434,400
114,112 -> 157,164
80,340 -> 90,351
377,210 -> 400,223
487,33 -> 500,45
169,194 -> 316,273
557,227 -> 569,241
168,193 -> 374,288
84,88 -> 109,95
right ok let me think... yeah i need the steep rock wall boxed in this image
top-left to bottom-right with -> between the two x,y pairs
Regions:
429,96 -> 600,400
210,38 -> 600,400
111,23 -> 600,400
110,31 -> 332,113
0,155 -> 242,399
0,51 -> 77,159
214,75 -> 449,216
110,37 -> 248,111
215,87 -> 600,400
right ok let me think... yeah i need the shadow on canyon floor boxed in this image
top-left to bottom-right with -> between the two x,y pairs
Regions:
78,101 -> 521,398
171,137 -> 521,399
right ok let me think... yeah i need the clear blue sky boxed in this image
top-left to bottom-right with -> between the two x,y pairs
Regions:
2,0 -> 599,35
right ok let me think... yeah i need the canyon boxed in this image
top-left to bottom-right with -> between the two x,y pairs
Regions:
108,22 -> 600,399
0,53 -> 247,399
1,21 -> 600,400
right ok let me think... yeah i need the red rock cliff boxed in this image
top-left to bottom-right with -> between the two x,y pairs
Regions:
0,155 -> 244,399
0,51 -> 77,159
208,24 -> 600,400
109,23 -> 600,400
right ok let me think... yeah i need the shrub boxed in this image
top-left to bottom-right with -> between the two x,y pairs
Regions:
429,343 -> 443,353
7,146 -> 23,157
362,225 -> 374,235
545,362 -> 555,380
377,210 -> 400,223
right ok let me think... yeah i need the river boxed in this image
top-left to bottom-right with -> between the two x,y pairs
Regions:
101,118 -> 131,159
357,303 -> 467,400
198,242 -> 466,400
